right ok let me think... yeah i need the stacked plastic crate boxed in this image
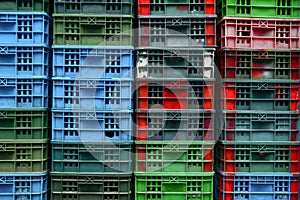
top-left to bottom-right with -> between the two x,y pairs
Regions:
0,1 -> 51,199
135,1 -> 217,199
50,1 -> 134,199
215,1 -> 300,199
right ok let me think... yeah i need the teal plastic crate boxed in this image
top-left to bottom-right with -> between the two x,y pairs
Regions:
51,141 -> 132,173
217,0 -> 300,19
135,173 -> 214,200
215,141 -> 300,173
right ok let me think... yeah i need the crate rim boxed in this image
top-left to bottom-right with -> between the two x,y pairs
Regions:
53,13 -> 133,18
134,172 -> 215,176
136,47 -> 216,51
0,171 -> 49,176
217,16 -> 300,25
222,79 -> 300,84
0,139 -> 49,143
138,15 -> 217,19
51,109 -> 133,113
0,11 -> 51,17
135,141 -> 216,145
51,141 -> 133,145
52,45 -> 134,50
218,140 -> 300,145
50,172 -> 133,176
216,170 -> 300,177
222,110 -> 299,114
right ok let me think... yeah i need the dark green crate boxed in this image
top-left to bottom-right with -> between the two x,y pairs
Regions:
0,0 -> 49,12
135,141 -> 214,173
0,140 -> 49,173
0,109 -> 49,140
215,141 -> 300,173
135,172 -> 214,200
217,0 -> 300,19
53,14 -> 133,46
51,173 -> 132,200
54,0 -> 133,15
51,141 -> 132,173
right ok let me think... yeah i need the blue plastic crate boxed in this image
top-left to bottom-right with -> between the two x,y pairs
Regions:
52,110 -> 133,142
0,172 -> 49,200
0,45 -> 49,78
0,12 -> 50,46
52,46 -> 134,79
52,78 -> 133,110
0,78 -> 48,108
216,172 -> 299,200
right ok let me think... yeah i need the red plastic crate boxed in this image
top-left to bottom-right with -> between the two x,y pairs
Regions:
136,79 -> 214,111
219,50 -> 300,80
138,16 -> 216,47
217,17 -> 300,50
222,111 -> 299,142
221,80 -> 299,111
136,110 -> 214,141
216,141 -> 300,173
216,172 -> 300,200
138,0 -> 215,16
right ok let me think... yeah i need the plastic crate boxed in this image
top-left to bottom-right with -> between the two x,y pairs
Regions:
135,141 -> 214,173
221,80 -> 299,111
136,110 -> 214,141
138,16 -> 216,48
138,0 -> 215,16
218,17 -> 300,50
136,79 -> 214,110
51,141 -> 132,173
54,0 -> 133,15
52,78 -> 132,110
0,0 -> 49,12
222,111 -> 300,142
135,172 -> 214,200
51,173 -> 132,200
52,46 -> 134,79
53,14 -> 133,46
52,110 -> 132,142
216,172 -> 299,200
0,109 -> 49,140
215,141 -> 300,173
219,50 -> 300,80
217,0 -> 300,19
137,48 -> 215,79
0,12 -> 50,46
0,139 -> 49,173
0,172 -> 49,200
0,78 -> 48,108
0,45 -> 49,78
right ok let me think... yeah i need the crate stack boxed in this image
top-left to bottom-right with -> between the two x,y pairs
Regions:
50,1 -> 134,199
135,1 -> 217,199
215,1 -> 300,199
0,1 -> 51,199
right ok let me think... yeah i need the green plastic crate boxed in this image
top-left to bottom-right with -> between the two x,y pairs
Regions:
135,141 -> 214,173
135,172 -> 214,200
51,173 -> 132,200
0,139 -> 49,173
0,0 -> 49,12
215,141 -> 300,173
217,0 -> 300,19
0,109 -> 49,140
53,14 -> 133,46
